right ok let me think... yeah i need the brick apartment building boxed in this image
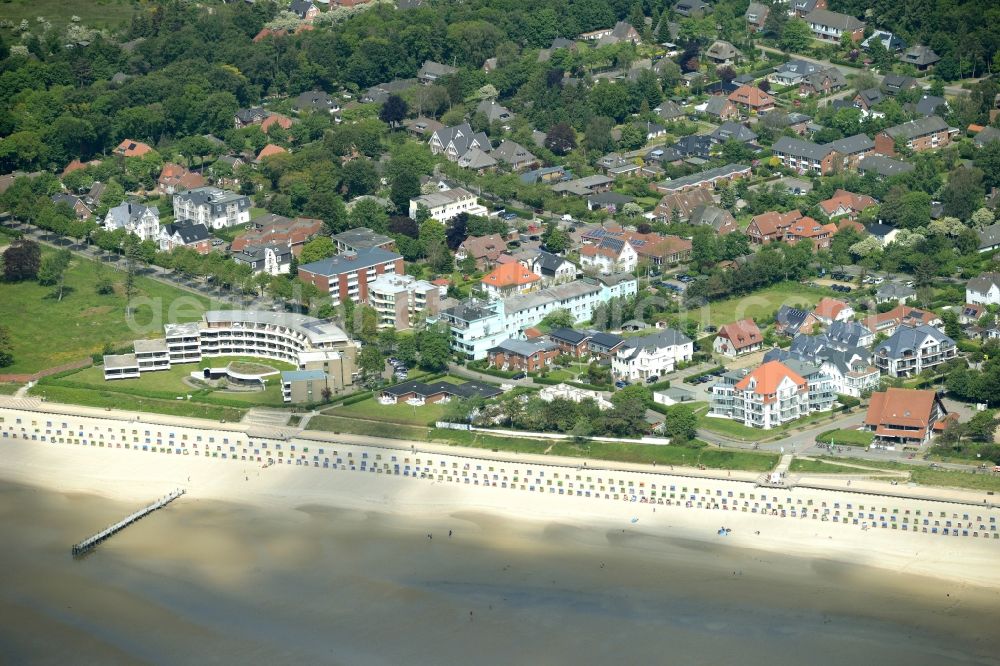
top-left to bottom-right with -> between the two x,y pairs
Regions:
298,247 -> 404,306
488,338 -> 560,372
875,116 -> 954,156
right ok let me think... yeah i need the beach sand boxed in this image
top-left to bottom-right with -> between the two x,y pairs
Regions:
2,436 -> 1000,664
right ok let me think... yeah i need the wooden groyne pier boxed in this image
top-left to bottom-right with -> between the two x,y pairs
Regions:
71,489 -> 186,558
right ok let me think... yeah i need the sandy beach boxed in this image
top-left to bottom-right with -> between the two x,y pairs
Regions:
2,402 -> 1000,664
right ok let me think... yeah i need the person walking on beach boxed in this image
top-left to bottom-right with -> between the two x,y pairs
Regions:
449,530 -> 453,538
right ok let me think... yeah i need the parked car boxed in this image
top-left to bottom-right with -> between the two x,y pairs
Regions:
512,372 -> 527,380
646,375 -> 659,384
614,380 -> 629,389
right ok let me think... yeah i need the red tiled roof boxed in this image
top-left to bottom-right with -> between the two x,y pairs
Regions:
728,85 -> 774,108
818,189 -> 878,217
813,297 -> 850,321
261,113 -> 294,132
748,210 -> 803,236
734,360 -> 806,397
481,263 -> 540,288
115,139 -> 153,157
257,144 -> 287,160
864,388 -> 941,440
717,318 -> 762,350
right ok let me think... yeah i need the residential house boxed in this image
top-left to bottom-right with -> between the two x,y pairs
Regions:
104,202 -> 160,241
766,111 -> 812,136
551,175 -> 614,196
873,325 -> 956,377
588,331 -> 626,358
291,90 -> 340,115
114,139 -> 153,158
332,227 -> 395,254
864,387 -> 947,447
232,244 -> 292,275
298,247 -> 405,306
875,116 -> 954,156
705,40 -> 740,65
853,88 -> 886,117
710,122 -> 757,144
745,2 -> 769,31
457,147 -> 498,173
881,74 -> 919,96
587,192 -> 635,213
775,305 -> 813,337
429,123 -> 490,162
366,273 -> 442,330
480,263 -> 541,300
771,60 -> 823,87
900,45 -> 940,70
746,210 -> 804,244
408,188 -> 487,221
728,85 -> 775,114
978,223 -> 1000,253
674,0 -> 712,17
475,99 -> 515,126
173,187 -> 251,230
862,305 -> 941,337
863,30 -> 906,51
804,9 -> 864,42
417,60 -> 457,84
488,338 -> 560,372
229,214 -> 320,256
492,140 -> 538,171
639,234 -> 693,265
580,236 -> 639,274
259,113 -> 294,134
520,166 -> 569,185
826,320 -> 875,349
62,158 -> 100,178
819,189 -> 877,220
653,188 -> 714,222
234,107 -> 270,128
255,144 -> 287,162
910,95 -> 948,118
580,21 -> 642,46
690,205 -> 739,235
709,360 -> 819,429
973,126 -> 1000,148
713,319 -> 764,357
50,193 -> 92,220
765,336 -> 879,397
526,250 -> 577,287
771,137 -> 836,175
547,328 -> 593,357
362,78 -> 418,104
966,272 -> 1000,306
811,297 -> 854,325
673,135 -> 713,159
784,217 -> 838,250
704,95 -> 739,121
791,0 -> 827,18
612,329 -> 693,381
289,0 -> 320,21
859,155 -> 915,178
379,379 -> 501,405
158,219 -> 211,254
653,164 -> 751,194
799,67 -> 847,96
157,163 -> 206,195
655,100 -> 687,122
875,283 -> 917,305
456,234 -> 507,271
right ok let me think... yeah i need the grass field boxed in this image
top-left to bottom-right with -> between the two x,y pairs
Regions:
308,414 -> 432,441
815,428 -> 874,447
0,249 -> 210,374
333,399 -> 449,426
682,282 -> 828,328
909,468 -> 1000,493
0,383 -> 22,395
32,384 -> 246,422
699,408 -> 847,442
0,0 -> 139,32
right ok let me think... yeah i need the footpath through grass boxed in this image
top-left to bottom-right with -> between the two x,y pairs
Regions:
795,456 -> 1000,492
0,249 -> 210,374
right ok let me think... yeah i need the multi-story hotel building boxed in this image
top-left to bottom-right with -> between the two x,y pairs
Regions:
709,359 -> 834,429
104,311 -> 360,395
172,187 -> 252,229
366,274 -> 442,330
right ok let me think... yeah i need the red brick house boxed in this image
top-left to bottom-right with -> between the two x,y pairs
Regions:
746,210 -> 804,244
298,247 -> 405,306
727,85 -> 775,114
875,116 -> 954,156
784,217 -> 838,250
488,339 -> 560,372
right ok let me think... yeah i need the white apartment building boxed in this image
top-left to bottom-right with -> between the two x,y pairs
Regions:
709,360 -> 813,430
172,187 -> 252,229
873,325 -> 957,378
104,202 -> 160,241
366,273 -> 442,330
408,187 -> 488,222
612,329 -> 693,381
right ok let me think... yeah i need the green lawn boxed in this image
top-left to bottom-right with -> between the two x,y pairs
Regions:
34,356 -> 292,411
790,459 -> 861,473
682,282 -> 829,328
0,383 -> 23,395
0,0 -> 139,32
0,249 -> 210,374
699,409 -> 848,442
308,414 -> 432,441
332,397 -> 450,426
815,428 -> 874,447
31,384 -> 246,422
909,468 -> 1000,493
